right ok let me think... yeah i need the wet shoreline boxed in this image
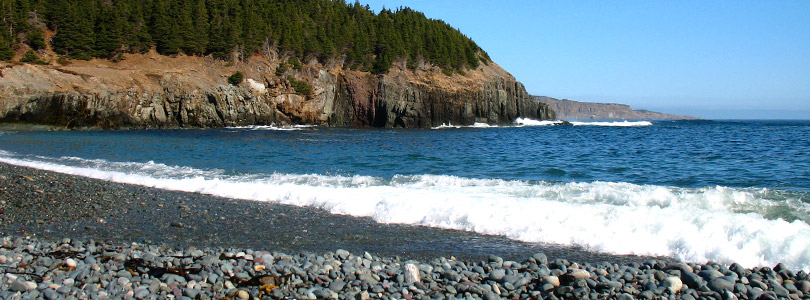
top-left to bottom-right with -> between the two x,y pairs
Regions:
0,162 -> 665,265
4,163 -> 810,300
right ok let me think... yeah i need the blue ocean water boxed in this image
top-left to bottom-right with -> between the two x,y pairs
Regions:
1,120 -> 809,269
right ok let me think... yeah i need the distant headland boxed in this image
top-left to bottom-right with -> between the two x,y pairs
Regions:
535,96 -> 698,120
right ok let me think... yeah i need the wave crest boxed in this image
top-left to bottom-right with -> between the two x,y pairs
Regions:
0,153 -> 808,271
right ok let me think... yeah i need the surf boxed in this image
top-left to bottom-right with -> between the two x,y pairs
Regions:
1,151 -> 807,271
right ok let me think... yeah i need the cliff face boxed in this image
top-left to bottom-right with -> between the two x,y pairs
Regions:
0,52 -> 553,129
535,96 -> 696,120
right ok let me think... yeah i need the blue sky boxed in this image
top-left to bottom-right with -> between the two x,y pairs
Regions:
360,1 -> 810,119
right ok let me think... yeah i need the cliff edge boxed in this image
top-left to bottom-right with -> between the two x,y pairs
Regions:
535,96 -> 696,120
0,52 -> 554,129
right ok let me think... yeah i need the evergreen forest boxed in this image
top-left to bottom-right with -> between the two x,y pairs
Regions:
0,0 -> 491,74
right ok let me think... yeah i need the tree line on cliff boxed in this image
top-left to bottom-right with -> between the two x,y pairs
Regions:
0,0 -> 490,74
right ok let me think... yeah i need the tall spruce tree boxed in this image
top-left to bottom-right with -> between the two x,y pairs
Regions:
3,0 -> 488,73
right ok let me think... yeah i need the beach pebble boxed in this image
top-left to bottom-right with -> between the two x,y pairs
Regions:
663,276 -> 683,293
543,275 -> 560,287
43,289 -> 60,300
64,258 -> 77,268
708,277 -> 734,292
569,269 -> 591,279
10,279 -> 36,292
329,279 -> 346,292
489,269 -> 506,281
134,288 -> 150,299
681,271 -> 703,289
404,263 -> 420,284
0,230 -> 802,300
336,249 -> 351,260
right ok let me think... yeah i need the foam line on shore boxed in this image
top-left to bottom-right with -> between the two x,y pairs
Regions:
225,125 -> 317,131
431,122 -> 500,129
432,119 -> 654,128
0,151 -> 808,271
570,120 -> 653,127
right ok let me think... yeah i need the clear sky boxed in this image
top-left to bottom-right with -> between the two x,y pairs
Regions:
359,1 -> 810,119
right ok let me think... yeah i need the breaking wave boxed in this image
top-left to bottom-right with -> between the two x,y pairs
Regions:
570,120 -> 653,127
226,125 -> 317,131
1,151 -> 808,271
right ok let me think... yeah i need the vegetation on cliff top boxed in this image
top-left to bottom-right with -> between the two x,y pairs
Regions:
0,0 -> 490,74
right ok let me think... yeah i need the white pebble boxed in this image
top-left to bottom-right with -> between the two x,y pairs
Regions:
118,277 -> 131,286
63,278 -> 75,286
664,277 -> 684,293
225,281 -> 235,289
404,264 -> 420,284
236,289 -> 250,299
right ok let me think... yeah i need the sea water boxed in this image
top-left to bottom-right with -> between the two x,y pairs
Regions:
1,120 -> 809,270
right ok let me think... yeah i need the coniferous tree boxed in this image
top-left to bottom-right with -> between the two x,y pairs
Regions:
50,1 -> 94,59
94,4 -> 122,58
190,0 -> 208,54
0,0 -> 13,61
4,0 -> 489,73
0,37 -> 13,61
149,0 -> 180,55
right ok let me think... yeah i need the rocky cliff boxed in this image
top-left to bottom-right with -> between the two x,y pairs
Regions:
535,96 -> 696,120
0,51 -> 553,129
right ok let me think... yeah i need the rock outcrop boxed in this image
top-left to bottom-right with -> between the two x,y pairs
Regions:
0,52 -> 553,129
536,96 -> 696,120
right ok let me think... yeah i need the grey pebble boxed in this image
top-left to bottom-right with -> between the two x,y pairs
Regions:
134,288 -> 151,299
329,279 -> 346,292
489,269 -> 506,281
43,289 -> 60,300
9,279 -> 34,292
0,234 -> 804,300
708,277 -> 734,292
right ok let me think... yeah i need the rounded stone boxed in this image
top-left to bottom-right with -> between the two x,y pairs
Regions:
532,253 -> 548,265
329,279 -> 346,292
64,258 -> 78,268
663,277 -> 683,293
10,279 -> 35,292
708,278 -> 734,292
569,269 -> 591,280
489,269 -> 506,282
543,275 -> 560,287
404,264 -> 420,284
798,281 -> 810,293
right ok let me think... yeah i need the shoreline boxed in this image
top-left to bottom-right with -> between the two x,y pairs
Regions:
0,162 -> 663,265
1,163 -> 809,299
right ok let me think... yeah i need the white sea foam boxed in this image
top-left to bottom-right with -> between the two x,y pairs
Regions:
514,118 -> 653,127
1,153 -> 808,271
433,119 -> 652,128
514,118 -> 563,126
570,120 -> 653,127
226,124 -> 316,131
431,122 -> 498,129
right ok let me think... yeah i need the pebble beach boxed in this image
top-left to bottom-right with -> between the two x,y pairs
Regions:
1,163 -> 809,300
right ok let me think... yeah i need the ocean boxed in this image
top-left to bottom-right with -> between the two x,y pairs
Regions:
1,119 -> 809,271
